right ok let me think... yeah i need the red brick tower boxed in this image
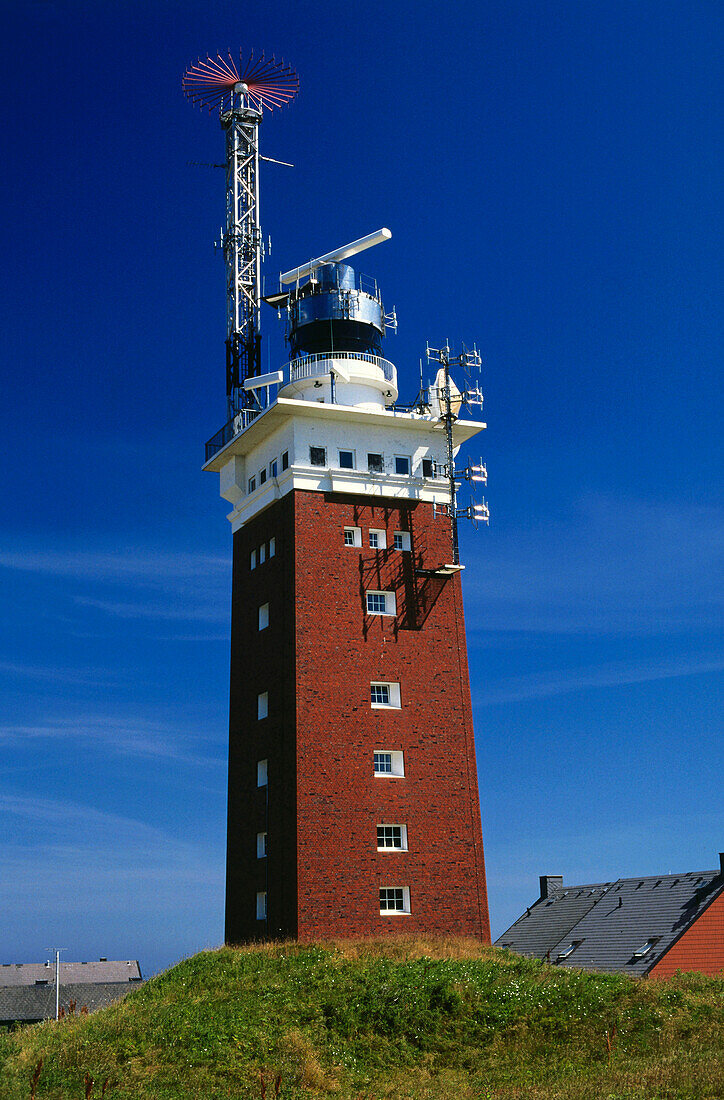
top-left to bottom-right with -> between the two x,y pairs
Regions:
204,233 -> 491,943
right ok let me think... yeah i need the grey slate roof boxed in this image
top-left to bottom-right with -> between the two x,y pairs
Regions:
0,960 -> 141,986
496,865 -> 724,975
0,982 -> 138,1024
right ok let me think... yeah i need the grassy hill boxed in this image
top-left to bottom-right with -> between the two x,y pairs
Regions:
1,938 -> 723,1099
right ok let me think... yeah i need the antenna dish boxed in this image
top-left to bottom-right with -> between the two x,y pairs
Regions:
183,50 -> 299,113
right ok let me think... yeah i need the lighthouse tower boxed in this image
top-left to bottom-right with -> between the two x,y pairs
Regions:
185,52 -> 490,942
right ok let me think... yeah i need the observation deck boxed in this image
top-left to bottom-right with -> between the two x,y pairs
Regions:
205,351 -> 398,462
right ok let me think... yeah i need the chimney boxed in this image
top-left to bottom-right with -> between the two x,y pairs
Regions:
540,875 -> 563,899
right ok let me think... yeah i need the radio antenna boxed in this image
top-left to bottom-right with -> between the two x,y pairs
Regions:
183,50 -> 299,419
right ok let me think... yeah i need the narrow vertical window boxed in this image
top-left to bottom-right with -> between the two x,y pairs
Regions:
258,603 -> 269,630
257,759 -> 268,786
422,458 -> 434,479
281,450 -> 289,470
269,459 -> 278,478
257,692 -> 268,720
257,832 -> 267,858
256,892 -> 267,920
259,468 -> 267,485
250,549 -> 257,571
269,537 -> 276,558
259,543 -> 266,564
248,476 -> 256,493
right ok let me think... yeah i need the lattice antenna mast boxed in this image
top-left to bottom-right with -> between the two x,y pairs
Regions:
183,51 -> 299,419
427,342 -> 489,565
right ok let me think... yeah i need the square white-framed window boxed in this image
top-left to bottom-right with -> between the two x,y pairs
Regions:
257,759 -> 268,787
344,526 -> 362,548
310,445 -> 326,467
370,681 -> 401,709
374,750 -> 405,777
257,832 -> 267,859
258,603 -> 269,630
259,543 -> 266,564
259,468 -> 267,485
282,450 -> 289,471
248,476 -> 256,494
257,692 -> 268,720
377,824 -> 408,851
369,528 -> 387,550
367,452 -> 384,474
269,458 -> 278,478
366,590 -> 396,616
339,449 -> 355,469
269,537 -> 276,558
422,457 -> 435,479
250,549 -> 257,571
393,531 -> 411,552
379,886 -> 410,915
394,455 -> 411,476
256,891 -> 267,920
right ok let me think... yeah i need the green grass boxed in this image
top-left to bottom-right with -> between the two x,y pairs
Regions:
1,938 -> 723,1099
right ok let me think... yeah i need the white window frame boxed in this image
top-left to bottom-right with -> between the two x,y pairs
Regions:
393,531 -> 411,552
374,750 -> 405,777
338,449 -> 355,470
256,891 -> 267,920
258,603 -> 269,631
344,526 -> 362,548
248,476 -> 256,493
309,445 -> 327,467
259,467 -> 267,485
269,458 -> 278,478
257,759 -> 268,787
366,590 -> 396,616
257,832 -> 267,859
377,824 -> 408,851
370,681 -> 401,709
369,528 -> 387,550
257,692 -> 268,720
379,885 -> 410,915
421,457 -> 435,479
367,452 -> 384,474
394,455 -> 411,476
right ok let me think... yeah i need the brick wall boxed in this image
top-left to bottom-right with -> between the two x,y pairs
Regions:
649,887 -> 724,978
225,488 -> 490,943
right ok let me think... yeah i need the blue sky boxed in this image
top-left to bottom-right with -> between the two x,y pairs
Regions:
2,0 -> 721,976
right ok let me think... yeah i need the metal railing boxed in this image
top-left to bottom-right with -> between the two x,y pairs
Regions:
205,407 -> 263,462
205,352 -> 397,461
288,351 -> 396,383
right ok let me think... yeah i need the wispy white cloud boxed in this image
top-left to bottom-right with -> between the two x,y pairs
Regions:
0,795 -> 223,914
0,661 -> 121,685
0,548 -> 229,584
0,545 -> 231,625
464,496 -> 723,634
0,715 -> 225,767
474,651 -> 724,705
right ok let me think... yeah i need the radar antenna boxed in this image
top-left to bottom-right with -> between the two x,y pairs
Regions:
183,51 -> 299,419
